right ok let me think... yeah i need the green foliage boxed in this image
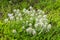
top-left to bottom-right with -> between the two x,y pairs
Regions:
0,0 -> 60,40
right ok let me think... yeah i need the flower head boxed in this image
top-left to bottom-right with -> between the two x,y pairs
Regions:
32,29 -> 36,35
29,6 -> 33,10
26,27 -> 36,35
8,13 -> 13,17
12,29 -> 17,33
9,16 -> 14,20
13,9 -> 17,12
26,27 -> 33,34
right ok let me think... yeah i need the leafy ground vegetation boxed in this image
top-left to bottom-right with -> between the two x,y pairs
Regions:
0,0 -> 60,40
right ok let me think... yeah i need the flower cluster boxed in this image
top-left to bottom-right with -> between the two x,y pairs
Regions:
4,6 -> 51,35
26,27 -> 36,35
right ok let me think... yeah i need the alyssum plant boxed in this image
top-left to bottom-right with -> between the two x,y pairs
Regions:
4,6 -> 51,35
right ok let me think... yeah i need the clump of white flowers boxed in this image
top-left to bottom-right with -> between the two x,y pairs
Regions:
26,27 -> 36,35
4,6 -> 51,35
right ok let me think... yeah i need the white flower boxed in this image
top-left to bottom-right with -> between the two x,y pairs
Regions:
18,13 -> 21,17
37,9 -> 40,12
8,13 -> 13,17
38,15 -> 42,18
34,24 -> 38,28
26,21 -> 28,24
43,15 -> 47,18
13,9 -> 17,12
47,24 -> 51,30
12,29 -> 17,33
39,18 -> 43,22
43,18 -> 48,21
36,18 -> 38,21
40,10 -> 43,13
4,18 -> 8,23
29,23 -> 32,26
26,27 -> 36,35
16,9 -> 20,13
45,22 -> 48,25
23,8 -> 26,12
9,16 -> 14,20
43,24 -> 47,28
29,6 -> 33,10
26,27 -> 33,34
37,10 -> 44,14
32,30 -> 36,35
32,10 -> 35,13
40,22 -> 44,27
26,10 -> 29,14
30,13 -> 34,16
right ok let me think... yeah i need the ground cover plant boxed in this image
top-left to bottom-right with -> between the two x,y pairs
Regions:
0,0 -> 60,40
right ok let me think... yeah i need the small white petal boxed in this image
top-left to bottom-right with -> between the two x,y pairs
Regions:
13,9 -> 17,12
29,6 -> 33,10
16,9 -> 20,13
43,15 -> 47,18
38,15 -> 42,18
8,13 -> 13,17
12,29 -> 17,33
34,24 -> 38,28
9,16 -> 14,20
32,30 -> 36,35
26,27 -> 33,34
23,8 -> 26,12
29,23 -> 32,26
18,13 -> 21,16
26,21 -> 28,23
47,24 -> 51,29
